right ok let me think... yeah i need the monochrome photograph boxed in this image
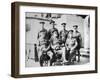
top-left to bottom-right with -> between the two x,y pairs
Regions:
25,12 -> 90,67
11,2 -> 97,77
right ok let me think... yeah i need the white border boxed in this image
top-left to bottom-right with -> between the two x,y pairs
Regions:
20,6 -> 95,74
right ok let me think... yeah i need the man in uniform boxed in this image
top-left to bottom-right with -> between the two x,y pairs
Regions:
60,23 -> 68,46
37,22 -> 49,66
73,25 -> 82,62
37,22 -> 48,44
59,23 -> 68,63
65,30 -> 78,64
47,20 -> 61,66
49,30 -> 62,66
48,20 -> 59,40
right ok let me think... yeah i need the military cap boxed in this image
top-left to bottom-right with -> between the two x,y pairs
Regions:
68,30 -> 73,33
73,25 -> 78,28
61,23 -> 66,25
50,20 -> 56,25
40,22 -> 45,24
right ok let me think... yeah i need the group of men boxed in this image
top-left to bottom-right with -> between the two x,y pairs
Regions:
37,20 -> 82,66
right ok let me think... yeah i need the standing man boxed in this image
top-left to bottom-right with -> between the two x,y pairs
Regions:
60,23 -> 68,46
59,23 -> 68,63
37,22 -> 48,47
48,20 -> 59,40
37,22 -> 49,66
73,25 -> 82,62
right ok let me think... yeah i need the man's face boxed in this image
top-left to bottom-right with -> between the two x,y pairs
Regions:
73,26 -> 77,31
52,24 -> 55,28
68,31 -> 73,38
41,24 -> 44,29
53,31 -> 58,37
63,25 -> 66,28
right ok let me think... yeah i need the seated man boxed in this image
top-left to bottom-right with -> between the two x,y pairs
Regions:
50,30 -> 63,66
73,25 -> 82,62
65,30 -> 78,65
39,42 -> 50,66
